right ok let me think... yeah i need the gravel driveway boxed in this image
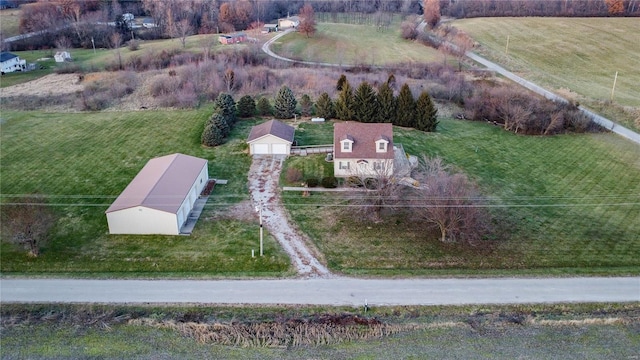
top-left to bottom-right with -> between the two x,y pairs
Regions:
248,155 -> 331,278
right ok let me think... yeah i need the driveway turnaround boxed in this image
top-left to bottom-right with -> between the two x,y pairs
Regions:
2,277 -> 638,306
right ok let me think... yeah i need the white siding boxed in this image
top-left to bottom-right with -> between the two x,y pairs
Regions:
249,134 -> 292,155
107,207 -> 179,235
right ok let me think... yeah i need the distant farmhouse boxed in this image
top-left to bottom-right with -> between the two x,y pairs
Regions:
219,32 -> 247,45
0,52 -> 26,74
106,153 -> 209,235
278,16 -> 300,29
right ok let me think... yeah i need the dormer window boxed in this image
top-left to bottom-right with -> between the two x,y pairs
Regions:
340,135 -> 354,153
375,136 -> 389,153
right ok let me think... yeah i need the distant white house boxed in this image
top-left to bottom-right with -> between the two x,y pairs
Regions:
123,13 -> 134,22
1,52 -> 26,74
106,153 -> 209,235
278,16 -> 300,29
54,51 -> 72,63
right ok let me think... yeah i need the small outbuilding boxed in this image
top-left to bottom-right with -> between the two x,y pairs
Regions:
247,119 -> 295,155
106,153 -> 209,235
54,51 -> 72,63
218,32 -> 247,45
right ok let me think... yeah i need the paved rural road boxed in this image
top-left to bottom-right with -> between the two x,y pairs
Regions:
2,277 -> 638,305
465,52 -> 640,145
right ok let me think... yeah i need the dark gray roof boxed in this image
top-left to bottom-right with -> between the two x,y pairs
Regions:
247,119 -> 295,143
0,52 -> 18,62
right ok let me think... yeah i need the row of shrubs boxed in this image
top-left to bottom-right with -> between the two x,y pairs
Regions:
304,177 -> 338,189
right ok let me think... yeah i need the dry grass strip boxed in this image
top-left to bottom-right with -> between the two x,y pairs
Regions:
129,315 -> 468,348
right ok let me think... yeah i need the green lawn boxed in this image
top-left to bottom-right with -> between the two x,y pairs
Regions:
283,119 -> 640,276
271,22 -> 444,65
452,17 -> 640,130
0,110 -> 291,276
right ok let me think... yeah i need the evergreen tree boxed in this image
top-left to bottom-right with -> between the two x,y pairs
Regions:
274,86 -> 297,119
335,80 -> 356,120
336,74 -> 347,91
214,93 -> 236,124
314,92 -> 335,119
396,83 -> 416,127
299,94 -> 313,117
386,73 -> 396,89
256,97 -> 272,116
416,91 -> 439,132
236,95 -> 256,118
376,82 -> 397,123
201,111 -> 229,146
354,81 -> 378,123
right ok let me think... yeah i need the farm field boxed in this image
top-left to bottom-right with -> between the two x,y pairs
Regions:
283,119 -> 640,276
452,17 -> 640,131
271,22 -> 444,65
0,110 -> 291,276
0,8 -> 21,38
2,303 -> 638,359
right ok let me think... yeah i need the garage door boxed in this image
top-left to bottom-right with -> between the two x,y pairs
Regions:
272,144 -> 288,154
252,144 -> 269,154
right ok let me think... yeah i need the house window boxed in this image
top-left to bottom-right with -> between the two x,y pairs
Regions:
379,142 -> 385,150
343,142 -> 350,151
374,162 -> 382,170
339,161 -> 350,170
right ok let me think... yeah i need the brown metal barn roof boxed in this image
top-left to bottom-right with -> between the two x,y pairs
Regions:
334,122 -> 394,160
106,153 -> 207,214
247,119 -> 295,143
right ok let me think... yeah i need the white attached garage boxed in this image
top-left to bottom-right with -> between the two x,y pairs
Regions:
247,119 -> 295,156
105,153 -> 209,235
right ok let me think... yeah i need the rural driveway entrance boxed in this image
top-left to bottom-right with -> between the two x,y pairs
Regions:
248,155 -> 331,278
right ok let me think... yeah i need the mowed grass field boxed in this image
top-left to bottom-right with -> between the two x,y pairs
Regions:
283,119 -> 640,276
271,22 -> 444,65
453,18 -> 640,129
0,110 -> 292,276
0,8 -> 21,38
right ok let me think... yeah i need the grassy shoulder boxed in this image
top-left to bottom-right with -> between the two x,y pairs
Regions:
2,303 -> 638,359
283,119 -> 640,276
271,22 -> 444,65
0,110 -> 291,277
452,17 -> 640,131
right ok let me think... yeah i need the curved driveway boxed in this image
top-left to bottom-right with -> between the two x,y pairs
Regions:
1,277 -> 638,305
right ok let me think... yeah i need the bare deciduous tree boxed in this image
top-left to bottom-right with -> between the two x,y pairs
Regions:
412,157 -> 490,244
298,4 -> 317,38
174,19 -> 194,48
1,196 -> 56,257
109,32 -> 123,70
345,159 -> 404,222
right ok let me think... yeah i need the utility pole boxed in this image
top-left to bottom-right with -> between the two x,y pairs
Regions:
91,37 -> 96,54
255,203 -> 263,256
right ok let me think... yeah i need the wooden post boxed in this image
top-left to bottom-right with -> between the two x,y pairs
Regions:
610,71 -> 618,102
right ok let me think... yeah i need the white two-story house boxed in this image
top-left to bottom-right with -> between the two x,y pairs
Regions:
1,52 -> 26,74
333,122 -> 395,178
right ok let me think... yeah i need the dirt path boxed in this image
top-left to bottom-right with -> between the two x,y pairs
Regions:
248,155 -> 332,278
